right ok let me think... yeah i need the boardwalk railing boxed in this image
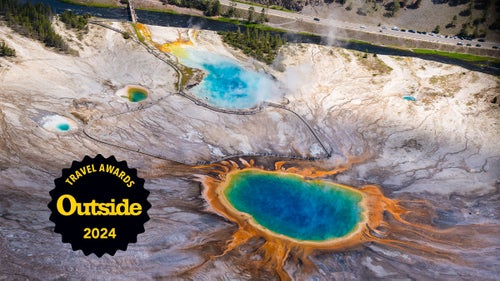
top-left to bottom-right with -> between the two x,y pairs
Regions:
83,20 -> 334,163
128,0 -> 137,23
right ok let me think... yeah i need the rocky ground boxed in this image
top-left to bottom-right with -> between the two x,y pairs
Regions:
273,42 -> 499,195
0,20 -> 499,280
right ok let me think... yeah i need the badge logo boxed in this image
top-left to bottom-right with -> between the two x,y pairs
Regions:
48,155 -> 151,256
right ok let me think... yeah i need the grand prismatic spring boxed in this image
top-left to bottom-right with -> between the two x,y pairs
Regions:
193,159 -> 493,280
222,170 -> 365,242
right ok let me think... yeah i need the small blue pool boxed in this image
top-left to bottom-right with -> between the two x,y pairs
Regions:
57,123 -> 70,131
402,95 -> 417,101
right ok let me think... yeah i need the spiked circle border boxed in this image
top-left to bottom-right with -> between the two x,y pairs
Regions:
48,155 -> 151,257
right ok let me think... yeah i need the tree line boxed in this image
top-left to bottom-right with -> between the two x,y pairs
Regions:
0,0 -> 69,52
218,27 -> 285,64
160,0 -> 221,16
60,10 -> 90,30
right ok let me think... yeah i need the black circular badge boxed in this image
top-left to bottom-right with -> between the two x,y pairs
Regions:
48,155 -> 151,257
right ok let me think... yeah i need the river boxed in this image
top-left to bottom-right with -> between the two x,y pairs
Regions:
28,0 -> 500,75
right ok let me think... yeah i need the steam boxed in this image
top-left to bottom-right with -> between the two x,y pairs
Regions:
325,27 -> 339,46
280,62 -> 315,95
316,11 -> 349,47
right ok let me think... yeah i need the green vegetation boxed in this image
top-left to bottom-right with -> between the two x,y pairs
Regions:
446,15 -> 458,28
359,53 -> 393,74
178,65 -> 196,90
132,23 -> 145,43
135,6 -> 179,14
215,16 -> 245,25
269,5 -> 294,12
412,48 -> 499,63
232,0 -> 294,13
0,40 -> 15,57
341,39 -> 498,64
58,0 -> 119,9
60,10 -> 91,30
409,0 -> 422,8
247,6 -> 254,22
338,39 -> 499,68
159,0 -> 221,16
296,31 -> 321,37
218,27 -> 285,64
224,1 -> 238,17
216,16 -> 286,32
245,6 -> 268,24
0,0 -> 69,52
342,38 -> 374,45
384,0 -> 401,17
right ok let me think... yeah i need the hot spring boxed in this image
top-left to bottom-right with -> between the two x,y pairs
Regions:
57,123 -> 70,131
116,85 -> 149,102
179,48 -> 278,110
135,24 -> 279,109
40,115 -> 77,133
223,170 -> 364,241
198,159 -> 472,280
128,89 -> 148,102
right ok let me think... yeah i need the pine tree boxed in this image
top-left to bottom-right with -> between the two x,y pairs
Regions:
259,7 -> 266,23
247,6 -> 255,23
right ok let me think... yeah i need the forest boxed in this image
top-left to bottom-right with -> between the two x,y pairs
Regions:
0,0 -> 68,51
218,27 -> 285,64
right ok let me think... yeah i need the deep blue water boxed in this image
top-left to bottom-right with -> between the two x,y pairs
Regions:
224,170 -> 364,241
180,48 -> 277,109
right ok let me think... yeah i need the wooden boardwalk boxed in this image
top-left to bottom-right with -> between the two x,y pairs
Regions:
85,15 -> 333,162
128,0 -> 137,23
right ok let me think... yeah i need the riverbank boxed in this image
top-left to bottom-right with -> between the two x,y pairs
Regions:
54,0 -> 500,71
60,0 -> 205,15
59,0 -> 119,8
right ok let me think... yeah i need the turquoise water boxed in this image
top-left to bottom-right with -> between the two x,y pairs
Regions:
180,48 -> 277,109
402,95 -> 417,101
224,170 -> 364,241
57,123 -> 70,131
129,90 -> 148,102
